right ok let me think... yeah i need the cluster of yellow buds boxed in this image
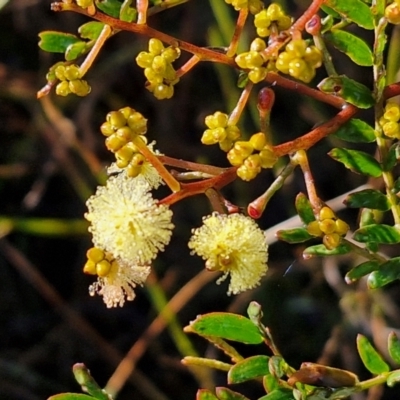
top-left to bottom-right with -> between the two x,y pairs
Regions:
254,3 -> 292,37
136,38 -> 180,100
227,132 -> 278,181
306,206 -> 350,250
379,102 -> 400,139
235,38 -> 276,83
276,39 -> 322,83
385,0 -> 400,24
100,107 -> 149,177
224,0 -> 264,14
54,64 -> 91,97
84,247 -> 115,278
201,111 -> 241,151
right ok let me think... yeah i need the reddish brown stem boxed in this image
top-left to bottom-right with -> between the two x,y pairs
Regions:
159,167 -> 237,206
290,0 -> 325,33
158,155 -> 227,175
273,104 -> 357,156
226,8 -> 248,58
51,3 -> 236,67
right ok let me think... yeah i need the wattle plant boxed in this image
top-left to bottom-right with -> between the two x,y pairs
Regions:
36,0 -> 400,399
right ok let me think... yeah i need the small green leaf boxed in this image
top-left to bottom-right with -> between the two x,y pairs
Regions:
48,395 -> 95,400
197,389 -> 219,400
345,261 -> 379,283
394,177 -> 400,194
328,148 -> 382,177
72,364 -> 109,400
321,4 -> 341,19
295,193 -> 315,224
276,228 -> 313,243
344,189 -> 390,211
383,143 -> 400,171
39,31 -> 81,53
357,334 -> 390,374
353,224 -> 400,244
388,332 -> 400,365
120,0 -> 137,22
263,374 -> 280,393
333,119 -> 376,143
188,313 -> 263,344
324,0 -> 374,29
325,30 -> 373,66
257,389 -> 294,400
387,370 -> 400,387
318,76 -> 375,108
78,22 -> 105,40
268,356 -> 291,379
95,0 -> 121,17
65,41 -> 88,61
359,208 -> 377,227
228,356 -> 270,384
303,243 -> 352,258
215,387 -> 250,400
368,257 -> 400,288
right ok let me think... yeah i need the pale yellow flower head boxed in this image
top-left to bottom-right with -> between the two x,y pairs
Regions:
89,260 -> 150,308
188,212 -> 268,295
85,174 -> 174,265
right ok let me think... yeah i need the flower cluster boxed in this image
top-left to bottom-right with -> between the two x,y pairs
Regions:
188,212 -> 268,295
201,111 -> 241,151
54,64 -> 91,97
306,206 -> 349,250
276,39 -> 323,83
100,107 -> 154,178
136,38 -> 180,100
84,173 -> 174,306
224,0 -> 264,14
227,132 -> 278,180
235,38 -> 276,84
379,102 -> 400,139
254,3 -> 292,37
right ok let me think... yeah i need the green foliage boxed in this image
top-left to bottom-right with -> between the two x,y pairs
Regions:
333,119 -> 376,143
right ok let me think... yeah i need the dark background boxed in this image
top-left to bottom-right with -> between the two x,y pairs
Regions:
0,1 -> 399,399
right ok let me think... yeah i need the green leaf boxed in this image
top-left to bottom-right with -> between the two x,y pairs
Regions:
345,260 -> 379,283
39,31 -> 81,53
197,389 -> 219,400
276,228 -> 313,243
353,224 -> 400,244
295,193 -> 316,224
78,22 -> 105,40
215,387 -> 250,400
333,119 -> 376,143
187,313 -> 263,344
324,30 -> 373,66
257,389 -> 294,400
318,76 -> 375,108
263,374 -> 280,393
367,257 -> 400,288
388,332 -> 400,365
228,356 -> 270,384
324,0 -> 374,29
48,395 -> 95,400
328,148 -> 382,177
96,0 -> 122,17
344,189 -> 390,211
383,143 -> 400,171
387,370 -> 400,387
357,334 -> 390,374
394,177 -> 400,194
321,4 -> 341,19
119,0 -> 137,22
268,356 -> 291,379
65,41 -> 88,61
303,243 -> 352,258
72,364 -> 109,400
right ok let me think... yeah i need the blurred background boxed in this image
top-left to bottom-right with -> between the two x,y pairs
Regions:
1,1 -> 400,399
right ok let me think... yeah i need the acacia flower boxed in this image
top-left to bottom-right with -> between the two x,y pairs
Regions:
85,174 -> 174,265
89,259 -> 150,308
188,212 -> 268,295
